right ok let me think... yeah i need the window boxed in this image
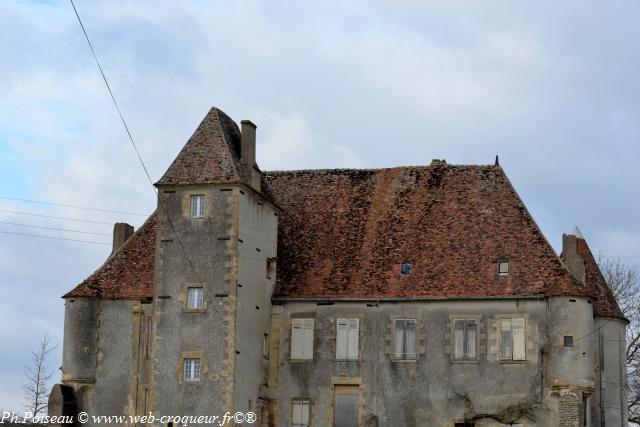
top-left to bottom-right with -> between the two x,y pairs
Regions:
291,319 -> 314,360
190,195 -> 205,218
499,318 -> 525,360
454,319 -> 477,360
263,333 -> 269,358
401,261 -> 412,275
564,335 -> 574,348
336,318 -> 359,360
266,258 -> 274,279
498,259 -> 510,275
394,319 -> 417,360
187,287 -> 204,309
292,400 -> 310,427
183,358 -> 201,381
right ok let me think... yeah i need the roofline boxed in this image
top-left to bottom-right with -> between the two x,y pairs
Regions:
272,295 -> 555,303
262,163 -> 498,175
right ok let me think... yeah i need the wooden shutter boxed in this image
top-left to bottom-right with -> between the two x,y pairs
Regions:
406,320 -> 416,358
454,320 -> 465,359
302,319 -> 314,359
347,319 -> 359,360
512,318 -> 525,360
336,319 -> 348,359
291,319 -> 314,359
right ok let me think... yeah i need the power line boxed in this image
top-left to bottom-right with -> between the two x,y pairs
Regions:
0,220 -> 111,236
0,230 -> 110,246
0,209 -> 113,225
69,0 -> 269,373
0,196 -> 147,217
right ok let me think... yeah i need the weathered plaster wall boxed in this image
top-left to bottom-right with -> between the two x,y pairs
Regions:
150,184 -> 241,417
233,188 -> 278,415
273,298 -> 596,426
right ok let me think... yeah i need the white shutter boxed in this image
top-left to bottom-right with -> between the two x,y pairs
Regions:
302,319 -> 314,359
347,319 -> 359,360
512,318 -> 526,360
336,319 -> 348,359
301,401 -> 309,425
394,320 -> 404,357
291,319 -> 303,359
406,320 -> 416,358
466,320 -> 477,360
454,320 -> 465,359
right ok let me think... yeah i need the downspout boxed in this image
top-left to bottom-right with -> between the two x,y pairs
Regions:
600,330 -> 605,427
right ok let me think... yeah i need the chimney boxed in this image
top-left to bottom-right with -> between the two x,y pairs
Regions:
240,120 -> 260,192
560,229 -> 586,284
112,223 -> 134,254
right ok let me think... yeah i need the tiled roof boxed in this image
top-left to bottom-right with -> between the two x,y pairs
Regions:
576,237 -> 625,319
64,213 -> 156,299
263,164 -> 589,300
155,107 -> 250,186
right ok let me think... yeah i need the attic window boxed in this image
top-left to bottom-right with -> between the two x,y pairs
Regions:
401,261 -> 412,275
498,259 -> 510,275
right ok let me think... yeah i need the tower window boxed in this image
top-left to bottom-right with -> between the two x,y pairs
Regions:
498,259 -> 510,275
564,335 -> 574,348
183,358 -> 201,381
190,195 -> 205,218
187,287 -> 204,309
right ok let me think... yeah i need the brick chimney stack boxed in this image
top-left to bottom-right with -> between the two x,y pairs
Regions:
240,119 -> 260,191
112,223 -> 134,254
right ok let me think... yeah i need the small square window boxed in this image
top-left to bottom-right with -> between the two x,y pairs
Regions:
190,195 -> 205,218
183,358 -> 201,381
498,259 -> 510,275
400,261 -> 412,275
564,335 -> 574,348
187,287 -> 204,309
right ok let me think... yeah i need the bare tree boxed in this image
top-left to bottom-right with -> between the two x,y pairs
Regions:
598,255 -> 640,424
22,333 -> 56,417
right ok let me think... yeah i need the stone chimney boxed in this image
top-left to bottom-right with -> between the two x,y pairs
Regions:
240,119 -> 260,192
112,223 -> 134,254
560,227 -> 586,284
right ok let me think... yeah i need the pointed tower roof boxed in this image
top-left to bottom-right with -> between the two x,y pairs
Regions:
155,107 -> 250,186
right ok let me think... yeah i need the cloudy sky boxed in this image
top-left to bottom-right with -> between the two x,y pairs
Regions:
1,0 -> 639,412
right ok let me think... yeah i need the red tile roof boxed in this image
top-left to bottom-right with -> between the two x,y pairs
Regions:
65,213 -> 156,299
263,164 -> 589,300
576,237 -> 625,319
155,107 -> 250,186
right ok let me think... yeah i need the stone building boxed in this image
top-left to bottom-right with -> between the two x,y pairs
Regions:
51,107 -> 628,426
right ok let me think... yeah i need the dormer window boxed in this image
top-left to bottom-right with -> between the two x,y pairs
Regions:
401,261 -> 412,275
190,195 -> 205,218
498,259 -> 510,276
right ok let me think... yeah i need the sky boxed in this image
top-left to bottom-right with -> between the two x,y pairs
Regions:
1,0 -> 639,412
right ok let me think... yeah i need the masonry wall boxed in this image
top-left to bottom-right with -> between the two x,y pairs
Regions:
150,184 -> 242,417
233,188 -> 278,417
271,298 -> 599,427
61,298 -> 151,423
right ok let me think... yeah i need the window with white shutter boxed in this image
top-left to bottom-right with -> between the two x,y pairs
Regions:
292,400 -> 310,427
499,318 -> 525,361
190,195 -> 205,218
394,319 -> 417,360
336,318 -> 359,360
291,319 -> 314,360
453,319 -> 477,360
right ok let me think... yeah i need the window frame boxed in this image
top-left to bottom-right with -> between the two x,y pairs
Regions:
336,318 -> 359,361
291,399 -> 310,427
183,358 -> 201,382
453,318 -> 478,361
190,194 -> 205,218
498,317 -> 526,361
393,319 -> 417,360
498,259 -> 510,275
291,318 -> 314,360
186,287 -> 204,309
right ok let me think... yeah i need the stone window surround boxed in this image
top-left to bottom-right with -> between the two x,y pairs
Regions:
288,313 -> 318,362
327,315 -> 363,362
495,314 -> 527,363
449,314 -> 483,364
179,283 -> 208,313
177,351 -> 206,384
181,189 -> 213,219
387,315 -> 424,362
